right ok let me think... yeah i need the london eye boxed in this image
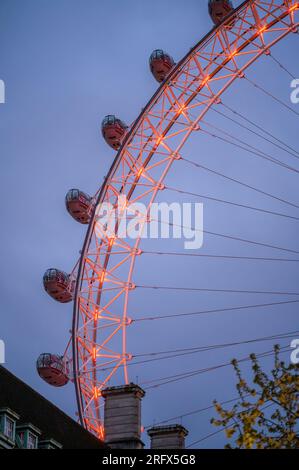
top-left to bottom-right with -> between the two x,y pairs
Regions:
37,0 -> 299,444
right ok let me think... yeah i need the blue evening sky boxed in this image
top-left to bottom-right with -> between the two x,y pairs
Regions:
0,0 -> 298,448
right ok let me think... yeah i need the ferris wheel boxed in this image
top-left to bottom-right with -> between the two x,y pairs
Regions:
37,0 -> 299,441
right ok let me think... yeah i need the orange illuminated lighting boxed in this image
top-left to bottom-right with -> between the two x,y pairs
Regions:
92,347 -> 97,361
94,388 -> 101,400
109,236 -> 115,247
290,4 -> 299,12
202,75 -> 210,85
98,426 -> 105,440
178,104 -> 186,114
156,136 -> 163,145
259,25 -> 267,33
137,167 -> 144,178
100,271 -> 106,283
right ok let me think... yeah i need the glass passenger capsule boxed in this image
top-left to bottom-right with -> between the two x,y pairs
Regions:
43,269 -> 74,303
36,353 -> 69,387
149,49 -> 175,83
208,0 -> 234,26
101,115 -> 128,150
65,189 -> 93,224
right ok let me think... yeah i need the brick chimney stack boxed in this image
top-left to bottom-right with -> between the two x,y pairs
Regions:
102,384 -> 145,449
147,425 -> 188,449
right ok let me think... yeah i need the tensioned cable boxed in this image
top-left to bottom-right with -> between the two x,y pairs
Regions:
144,395 -> 248,429
200,117 -> 299,172
133,331 -> 299,359
181,156 -> 299,210
187,426 -> 234,447
87,332 -> 298,376
165,185 -> 299,221
269,53 -> 297,80
82,209 -> 299,257
83,330 -> 296,372
187,103 -> 299,173
173,82 -> 299,157
200,118 -> 299,175
145,392 -> 271,429
133,299 -> 299,322
220,101 -> 299,157
186,402 -> 276,448
142,346 -> 291,390
187,401 -> 297,448
142,250 -> 299,263
137,284 -> 299,297
142,348 -> 292,389
147,362 -> 289,439
245,76 -> 299,117
199,126 -> 299,174
154,217 -> 299,255
210,104 -> 299,161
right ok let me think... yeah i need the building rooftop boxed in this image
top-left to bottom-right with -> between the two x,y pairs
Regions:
0,366 -> 106,449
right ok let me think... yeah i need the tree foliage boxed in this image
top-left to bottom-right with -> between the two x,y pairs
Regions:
211,345 -> 299,449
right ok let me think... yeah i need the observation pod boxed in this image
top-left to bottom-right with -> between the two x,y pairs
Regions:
65,189 -> 93,224
149,49 -> 175,83
43,269 -> 73,303
36,353 -> 69,387
208,0 -> 234,26
101,115 -> 128,150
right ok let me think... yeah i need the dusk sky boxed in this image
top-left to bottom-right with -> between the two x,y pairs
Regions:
0,0 -> 298,448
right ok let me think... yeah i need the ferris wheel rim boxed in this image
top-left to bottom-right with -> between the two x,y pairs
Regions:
72,0 -> 299,437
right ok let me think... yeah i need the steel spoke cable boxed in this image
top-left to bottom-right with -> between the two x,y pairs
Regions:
88,209 -> 299,255
173,82 -> 299,157
146,392 -> 273,429
142,250 -> 299,263
200,118 -> 299,172
133,331 -> 299,359
153,217 -> 299,255
186,100 -> 299,172
185,98 -> 299,166
165,185 -> 299,221
136,284 -> 299,297
90,335 -> 297,376
186,403 -> 275,448
144,395 -> 249,429
269,53 -> 297,80
245,76 -> 299,117
191,402 -> 293,448
220,101 -> 299,157
143,347 -> 291,388
133,299 -> 299,322
199,127 -> 299,175
210,104 -> 299,161
142,346 -> 291,390
180,156 -> 299,210
187,426 -> 233,447
94,335 -> 296,374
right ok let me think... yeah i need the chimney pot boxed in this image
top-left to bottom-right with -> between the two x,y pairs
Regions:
147,424 -> 188,449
